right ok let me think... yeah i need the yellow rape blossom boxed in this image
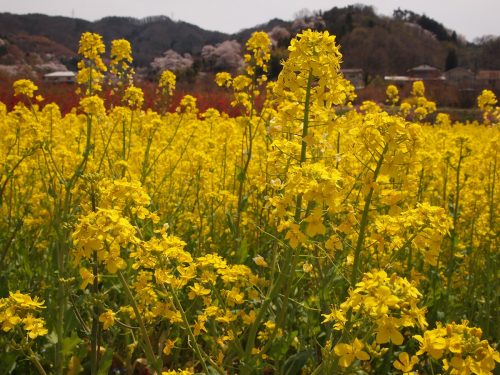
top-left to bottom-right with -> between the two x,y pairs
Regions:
13,79 -> 38,98
411,80 -> 425,97
78,32 -> 107,71
159,70 -> 177,97
334,338 -> 370,367
252,255 -> 268,267
123,85 -> 144,109
110,39 -> 133,73
80,95 -> 106,117
22,314 -> 49,339
477,89 -> 497,112
0,292 -> 47,339
79,267 -> 94,289
187,283 -> 211,300
163,339 -> 176,355
393,352 -> 418,373
245,31 -> 271,74
414,330 -> 447,359
215,72 -> 232,88
386,84 -> 399,105
99,309 -> 116,330
376,316 -> 405,345
176,95 -> 198,114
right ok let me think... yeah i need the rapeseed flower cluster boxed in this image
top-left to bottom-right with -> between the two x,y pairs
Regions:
158,69 -> 177,97
77,32 -> 107,95
414,321 -> 500,374
110,39 -> 134,85
244,31 -> 272,74
0,292 -> 47,339
400,80 -> 437,121
386,84 -> 399,105
477,89 -> 499,124
323,270 -> 426,351
13,79 -> 39,98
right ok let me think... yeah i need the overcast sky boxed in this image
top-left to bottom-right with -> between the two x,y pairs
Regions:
1,0 -> 499,42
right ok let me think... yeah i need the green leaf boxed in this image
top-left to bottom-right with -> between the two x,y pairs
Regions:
238,195 -> 249,212
236,167 -> 246,183
226,211 -> 236,235
3,351 -> 19,374
282,350 -> 314,375
237,238 -> 248,263
47,330 -> 59,345
97,347 -> 114,375
61,331 -> 81,358
206,366 -> 220,375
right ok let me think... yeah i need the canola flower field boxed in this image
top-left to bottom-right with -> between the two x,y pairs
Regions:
0,30 -> 499,375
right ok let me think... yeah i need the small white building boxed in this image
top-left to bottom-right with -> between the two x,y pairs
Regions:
407,65 -> 445,81
43,71 -> 76,83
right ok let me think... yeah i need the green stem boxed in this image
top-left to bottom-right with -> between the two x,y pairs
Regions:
446,142 -> 464,313
294,69 -> 313,222
310,362 -> 323,375
117,271 -> 162,374
122,118 -> 127,161
166,284 -> 221,375
90,250 -> 100,375
28,347 -> 48,375
350,143 -> 388,288
241,70 -> 314,375
242,247 -> 293,359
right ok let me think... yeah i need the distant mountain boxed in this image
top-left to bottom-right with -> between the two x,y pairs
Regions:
0,6 -> 498,78
0,13 -> 228,67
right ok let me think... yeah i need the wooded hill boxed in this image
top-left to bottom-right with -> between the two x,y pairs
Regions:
0,5 -> 498,77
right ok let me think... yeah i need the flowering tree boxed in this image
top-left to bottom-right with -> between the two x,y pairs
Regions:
201,40 -> 244,72
150,49 -> 194,73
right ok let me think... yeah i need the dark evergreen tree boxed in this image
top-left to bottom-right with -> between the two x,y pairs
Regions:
445,49 -> 458,71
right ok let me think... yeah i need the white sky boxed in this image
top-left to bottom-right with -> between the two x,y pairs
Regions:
1,0 -> 499,41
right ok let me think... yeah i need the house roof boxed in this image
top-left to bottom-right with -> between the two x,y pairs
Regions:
445,67 -> 474,74
408,64 -> 441,72
44,71 -> 76,77
477,70 -> 500,79
341,68 -> 363,73
384,76 -> 413,81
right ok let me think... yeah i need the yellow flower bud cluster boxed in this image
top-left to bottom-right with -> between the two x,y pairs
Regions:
386,84 -> 399,106
73,208 -> 140,273
79,95 -> 106,117
176,94 -> 198,114
244,31 -> 272,75
78,32 -> 107,70
158,69 -> 177,97
13,79 -> 38,98
275,30 -> 354,108
370,203 -> 452,266
123,85 -> 144,109
110,39 -> 134,85
77,32 -> 107,95
400,81 -> 436,122
477,89 -> 499,124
